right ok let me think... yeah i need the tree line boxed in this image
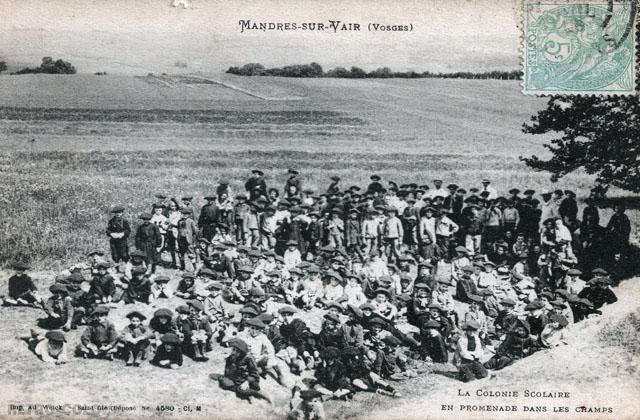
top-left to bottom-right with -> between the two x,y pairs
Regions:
0,57 -> 76,75
226,63 -> 522,80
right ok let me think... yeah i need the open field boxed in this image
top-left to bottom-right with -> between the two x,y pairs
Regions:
0,74 -> 637,269
0,73 -> 639,419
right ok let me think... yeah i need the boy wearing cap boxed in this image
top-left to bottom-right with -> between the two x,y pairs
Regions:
326,209 -> 344,249
28,330 -> 69,364
435,210 -> 459,258
245,169 -> 267,200
340,305 -> 365,350
284,240 -> 302,269
88,263 -> 116,304
343,274 -> 367,307
203,282 -> 231,323
525,301 -> 549,337
43,284 -> 75,331
382,207 -> 403,263
234,194 -> 250,245
106,206 -> 130,265
77,307 -> 119,359
243,203 -> 261,248
120,311 -> 150,367
484,319 -> 538,371
152,333 -> 183,369
455,321 -> 487,382
175,272 -> 198,300
259,205 -> 278,250
361,210 -> 380,256
4,262 -> 44,307
464,296 -> 488,340
494,298 -> 520,336
179,300 -> 213,361
298,269 -> 324,310
315,313 -> 346,353
578,276 -> 617,310
501,200 -> 520,234
406,283 -> 431,327
418,319 -> 448,363
371,288 -> 398,321
287,389 -> 325,420
344,209 -> 362,252
150,275 -> 173,300
312,346 -> 352,399
148,308 -> 178,347
121,266 -> 153,304
238,317 -> 283,385
319,272 -> 344,308
211,338 -> 271,403
177,208 -> 198,271
197,195 -> 217,240
277,306 -> 311,374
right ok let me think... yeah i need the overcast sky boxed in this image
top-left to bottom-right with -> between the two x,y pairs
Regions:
0,0 -> 521,74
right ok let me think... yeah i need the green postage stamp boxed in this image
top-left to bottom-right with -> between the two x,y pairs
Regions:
523,1 -> 637,94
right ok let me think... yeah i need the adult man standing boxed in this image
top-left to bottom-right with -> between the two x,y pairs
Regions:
285,169 -> 302,195
198,195 -> 219,241
559,190 -> 578,225
245,169 -> 267,201
606,205 -> 631,256
106,206 -> 130,265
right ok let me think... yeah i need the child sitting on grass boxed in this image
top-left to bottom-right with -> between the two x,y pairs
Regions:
209,338 -> 271,403
28,330 -> 68,365
3,262 -> 44,308
76,306 -> 118,360
151,333 -> 183,369
119,311 -> 150,367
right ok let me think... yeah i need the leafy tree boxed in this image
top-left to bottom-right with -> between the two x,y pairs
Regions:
0,61 -> 7,74
521,96 -> 640,193
14,57 -> 76,74
349,66 -> 366,78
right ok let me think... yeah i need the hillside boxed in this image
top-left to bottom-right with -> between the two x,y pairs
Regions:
0,271 -> 637,419
372,278 -> 640,420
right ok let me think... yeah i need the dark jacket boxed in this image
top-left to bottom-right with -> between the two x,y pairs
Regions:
106,217 -> 131,239
135,222 -> 162,262
89,275 -> 116,300
279,318 -> 309,354
81,320 -> 118,346
314,360 -> 350,391
8,274 -> 37,299
420,333 -> 448,363
224,352 -> 260,386
152,343 -> 183,366
578,286 -> 617,309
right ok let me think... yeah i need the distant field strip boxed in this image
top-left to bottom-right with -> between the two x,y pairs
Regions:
0,107 -> 364,125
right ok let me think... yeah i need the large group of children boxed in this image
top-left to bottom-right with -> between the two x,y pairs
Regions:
3,168 -> 633,418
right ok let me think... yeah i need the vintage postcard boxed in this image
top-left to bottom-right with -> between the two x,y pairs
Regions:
0,0 -> 638,419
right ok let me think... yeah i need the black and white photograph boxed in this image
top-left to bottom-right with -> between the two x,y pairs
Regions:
0,0 -> 638,418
